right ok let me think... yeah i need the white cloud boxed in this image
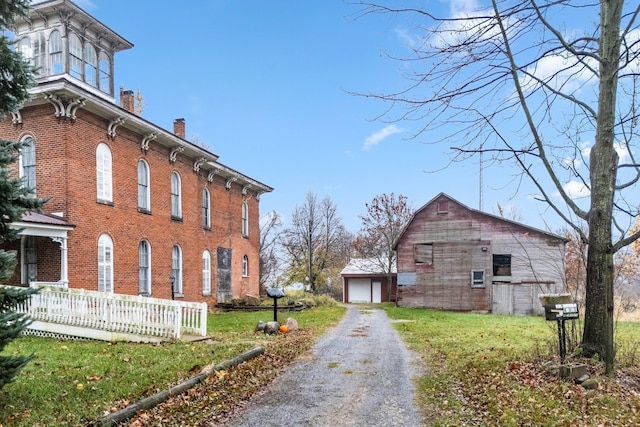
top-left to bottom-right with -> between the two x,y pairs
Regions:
561,180 -> 590,199
362,125 -> 403,151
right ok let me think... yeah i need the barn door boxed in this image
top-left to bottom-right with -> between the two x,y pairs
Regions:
492,283 -> 512,314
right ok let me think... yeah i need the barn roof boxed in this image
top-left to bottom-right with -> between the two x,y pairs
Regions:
393,192 -> 568,249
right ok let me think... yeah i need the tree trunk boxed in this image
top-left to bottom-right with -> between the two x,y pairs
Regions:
581,0 -> 622,375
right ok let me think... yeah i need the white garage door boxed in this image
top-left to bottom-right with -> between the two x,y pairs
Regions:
348,279 -> 371,303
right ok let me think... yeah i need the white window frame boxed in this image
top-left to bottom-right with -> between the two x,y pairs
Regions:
202,250 -> 211,295
241,201 -> 249,237
98,51 -> 111,93
19,136 -> 36,195
32,33 -> 46,76
137,159 -> 150,211
98,234 -> 114,293
242,255 -> 249,277
69,33 -> 82,79
171,172 -> 182,219
49,30 -> 63,75
96,143 -> 113,202
83,42 -> 97,87
139,240 -> 151,295
202,188 -> 210,228
471,270 -> 485,288
172,245 -> 183,295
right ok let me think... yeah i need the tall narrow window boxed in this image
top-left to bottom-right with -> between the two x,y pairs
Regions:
137,160 -> 150,211
202,188 -> 210,228
32,33 -> 46,75
171,172 -> 182,219
98,234 -> 114,293
20,136 -> 36,195
202,250 -> 211,295
23,236 -> 37,284
69,33 -> 82,79
98,51 -> 111,93
242,255 -> 249,277
49,30 -> 63,74
139,240 -> 151,295
172,245 -> 183,295
83,43 -> 97,86
96,143 -> 112,202
241,201 -> 249,237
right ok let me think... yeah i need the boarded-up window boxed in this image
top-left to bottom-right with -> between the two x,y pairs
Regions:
471,270 -> 485,288
493,254 -> 512,276
415,243 -> 433,264
437,201 -> 449,213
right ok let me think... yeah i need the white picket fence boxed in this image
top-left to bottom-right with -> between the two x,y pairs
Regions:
9,284 -> 208,341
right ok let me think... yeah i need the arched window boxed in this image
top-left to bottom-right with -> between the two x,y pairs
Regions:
20,136 -> 36,195
17,37 -> 31,60
68,33 -> 82,79
98,234 -> 114,293
32,33 -> 46,76
241,201 -> 249,237
171,172 -> 182,219
242,255 -> 249,277
172,245 -> 182,295
139,240 -> 151,295
49,30 -> 63,74
137,160 -> 150,211
98,51 -> 111,93
202,188 -> 210,228
83,43 -> 97,86
202,250 -> 211,295
96,143 -> 112,202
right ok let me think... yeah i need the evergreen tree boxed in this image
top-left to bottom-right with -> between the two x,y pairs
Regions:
0,0 -> 44,390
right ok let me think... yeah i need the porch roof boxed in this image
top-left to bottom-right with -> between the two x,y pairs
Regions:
12,212 -> 75,239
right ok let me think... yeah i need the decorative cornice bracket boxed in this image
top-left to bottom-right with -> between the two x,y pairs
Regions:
207,169 -> 219,182
242,184 -> 252,196
65,98 -> 85,120
225,176 -> 237,190
193,157 -> 207,172
107,116 -> 125,139
10,110 -> 22,125
44,94 -> 85,120
169,146 -> 184,163
141,132 -> 158,151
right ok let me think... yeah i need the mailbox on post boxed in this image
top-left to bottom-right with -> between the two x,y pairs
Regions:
266,287 -> 285,323
544,302 -> 579,363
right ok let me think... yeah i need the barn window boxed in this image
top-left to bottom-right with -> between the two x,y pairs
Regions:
437,201 -> 449,213
471,270 -> 485,288
493,254 -> 512,276
414,243 -> 433,264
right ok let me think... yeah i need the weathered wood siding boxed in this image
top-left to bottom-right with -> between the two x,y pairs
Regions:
396,194 -> 566,314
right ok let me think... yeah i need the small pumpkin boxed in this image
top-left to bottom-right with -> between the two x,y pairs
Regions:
279,325 -> 288,333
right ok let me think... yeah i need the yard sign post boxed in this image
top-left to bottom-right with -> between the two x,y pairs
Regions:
544,303 -> 579,363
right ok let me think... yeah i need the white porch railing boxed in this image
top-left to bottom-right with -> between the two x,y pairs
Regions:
9,285 -> 207,341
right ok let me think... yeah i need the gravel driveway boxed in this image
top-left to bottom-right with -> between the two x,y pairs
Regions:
224,304 -> 424,427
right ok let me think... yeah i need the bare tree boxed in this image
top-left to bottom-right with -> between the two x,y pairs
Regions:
356,193 -> 414,301
353,0 -> 640,374
259,210 -> 283,292
281,191 -> 352,293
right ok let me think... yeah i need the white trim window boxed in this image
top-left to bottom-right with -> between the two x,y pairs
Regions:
98,234 -> 114,293
172,245 -> 183,295
202,188 -> 211,228
171,172 -> 182,219
84,43 -> 97,86
241,201 -> 249,237
202,250 -> 211,295
20,136 -> 36,195
137,160 -> 150,211
98,51 -> 111,93
32,33 -> 46,76
242,255 -> 249,277
69,33 -> 82,80
139,240 -> 151,295
471,270 -> 485,288
49,30 -> 63,74
96,143 -> 113,202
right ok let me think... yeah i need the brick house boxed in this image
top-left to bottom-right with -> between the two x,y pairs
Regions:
394,193 -> 567,315
0,0 -> 272,305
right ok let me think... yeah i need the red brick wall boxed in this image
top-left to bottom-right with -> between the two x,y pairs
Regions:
0,103 -> 262,304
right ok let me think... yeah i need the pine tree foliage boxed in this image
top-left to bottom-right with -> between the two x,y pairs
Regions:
0,0 -> 44,391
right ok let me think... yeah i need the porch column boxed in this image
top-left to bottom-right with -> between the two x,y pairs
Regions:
53,237 -> 69,288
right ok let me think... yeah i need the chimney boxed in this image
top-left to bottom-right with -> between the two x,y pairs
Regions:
174,118 -> 185,139
120,87 -> 135,113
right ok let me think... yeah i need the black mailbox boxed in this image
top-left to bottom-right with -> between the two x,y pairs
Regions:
544,303 -> 579,321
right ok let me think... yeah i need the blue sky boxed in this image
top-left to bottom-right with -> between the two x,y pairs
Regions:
79,0 -> 572,234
